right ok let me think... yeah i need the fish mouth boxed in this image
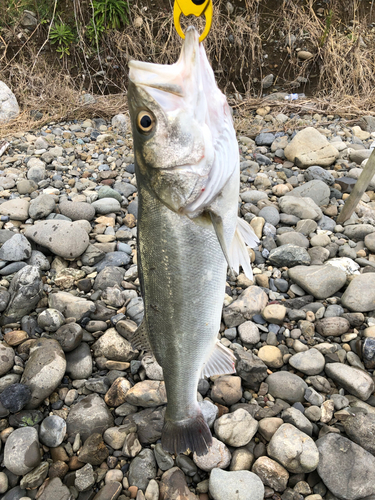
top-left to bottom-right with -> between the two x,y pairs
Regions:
150,164 -> 208,214
159,160 -> 207,177
128,26 -> 200,101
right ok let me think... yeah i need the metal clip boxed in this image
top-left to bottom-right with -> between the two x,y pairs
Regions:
173,0 -> 213,42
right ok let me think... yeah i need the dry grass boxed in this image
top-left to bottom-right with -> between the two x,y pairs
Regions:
264,0 -> 375,100
0,54 -> 129,138
1,0 -> 375,136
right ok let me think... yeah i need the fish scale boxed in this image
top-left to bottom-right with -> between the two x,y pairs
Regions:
139,183 -> 225,409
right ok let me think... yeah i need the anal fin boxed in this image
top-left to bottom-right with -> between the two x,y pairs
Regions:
127,319 -> 152,351
201,340 -> 236,378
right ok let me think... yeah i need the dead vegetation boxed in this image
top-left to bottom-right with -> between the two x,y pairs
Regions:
1,0 -> 375,136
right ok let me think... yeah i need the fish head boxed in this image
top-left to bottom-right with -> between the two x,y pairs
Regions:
128,26 -> 236,217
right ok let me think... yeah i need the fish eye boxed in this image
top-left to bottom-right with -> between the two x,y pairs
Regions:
137,111 -> 155,134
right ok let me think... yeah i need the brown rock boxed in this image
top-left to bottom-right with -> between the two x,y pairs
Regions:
69,456 -> 85,470
105,360 -> 130,371
262,304 -> 286,325
211,376 -> 242,406
125,381 -> 167,407
92,482 -> 122,500
257,346 -> 283,369
297,50 -> 313,60
255,274 -> 269,288
160,467 -> 198,500
50,446 -> 69,463
48,460 -> 69,479
284,127 -> 339,168
16,338 -> 36,356
101,179 -> 115,186
124,214 -> 136,227
104,377 -> 132,407
128,485 -> 138,498
252,456 -> 289,492
320,400 -> 335,424
258,417 -> 284,441
323,205 -> 337,217
315,317 -> 350,337
3,330 -> 28,346
122,432 -> 142,458
78,433 -> 109,465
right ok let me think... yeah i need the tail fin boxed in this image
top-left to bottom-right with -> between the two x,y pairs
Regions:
161,411 -> 212,456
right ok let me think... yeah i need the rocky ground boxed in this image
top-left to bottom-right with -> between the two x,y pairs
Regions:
1,108 -> 375,500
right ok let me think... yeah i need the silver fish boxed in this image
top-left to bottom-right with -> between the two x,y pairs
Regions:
128,27 -> 258,456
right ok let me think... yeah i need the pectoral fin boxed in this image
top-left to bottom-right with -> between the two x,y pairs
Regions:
201,340 -> 236,377
209,211 -> 259,280
209,211 -> 232,270
228,217 -> 259,280
127,319 -> 152,351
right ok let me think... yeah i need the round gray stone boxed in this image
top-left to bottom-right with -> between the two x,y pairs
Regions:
66,393 -> 114,442
317,433 -> 375,500
289,348 -> 325,375
238,321 -> 260,345
128,448 -> 157,491
325,363 -> 374,401
268,244 -> 311,267
92,198 -> 121,214
20,338 -> 66,409
39,415 -> 66,447
258,206 -> 280,226
285,180 -> 330,206
268,423 -> 319,473
288,265 -> 347,300
0,343 -> 15,376
305,166 -> 335,185
4,427 -> 41,475
65,342 -> 93,379
0,234 -> 32,262
59,200 -> 96,221
341,273 -> 375,312
209,469 -> 264,500
28,194 -> 56,219
24,220 -> 90,259
37,308 -> 65,332
266,371 -> 308,404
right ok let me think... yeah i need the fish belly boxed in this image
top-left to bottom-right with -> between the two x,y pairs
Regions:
138,183 -> 227,455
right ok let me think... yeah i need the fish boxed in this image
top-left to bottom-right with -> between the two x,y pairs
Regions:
127,26 -> 259,456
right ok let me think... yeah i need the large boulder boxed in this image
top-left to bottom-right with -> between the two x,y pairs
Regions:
24,220 -> 90,259
21,339 -> 66,409
0,266 -> 43,325
284,179 -> 331,206
288,265 -> 347,300
317,434 -> 375,500
0,81 -> 20,122
284,127 -> 339,168
341,274 -> 375,312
